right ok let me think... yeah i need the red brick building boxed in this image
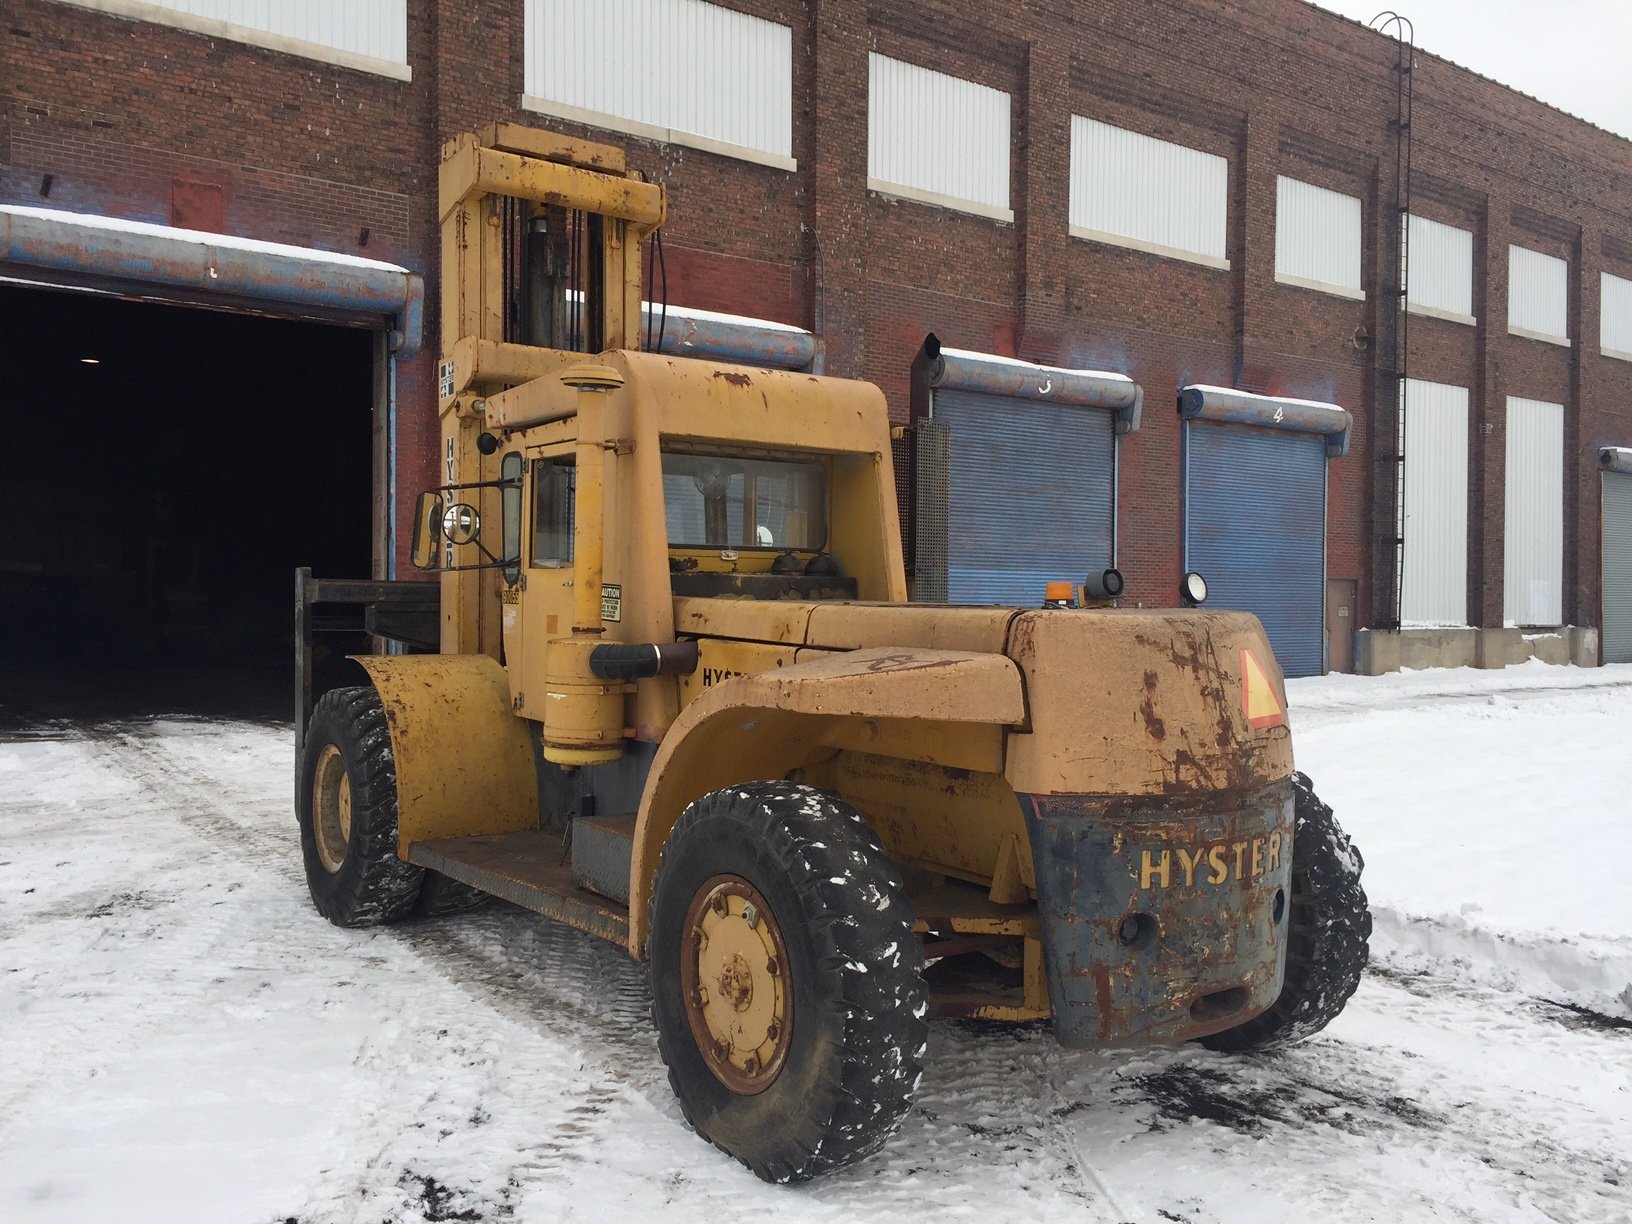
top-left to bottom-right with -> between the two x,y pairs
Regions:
5,0 -> 1631,688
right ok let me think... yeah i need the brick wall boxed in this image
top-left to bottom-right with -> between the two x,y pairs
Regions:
8,0 -> 1632,641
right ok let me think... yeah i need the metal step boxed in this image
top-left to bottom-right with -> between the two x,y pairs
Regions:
572,812 -> 637,904
409,831 -> 628,945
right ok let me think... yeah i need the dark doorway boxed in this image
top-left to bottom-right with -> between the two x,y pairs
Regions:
0,284 -> 373,720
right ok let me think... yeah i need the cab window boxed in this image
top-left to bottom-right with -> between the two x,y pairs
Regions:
532,458 -> 574,566
660,453 -> 826,550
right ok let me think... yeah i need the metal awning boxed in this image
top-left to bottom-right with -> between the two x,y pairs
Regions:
917,335 -> 1143,434
1179,385 -> 1352,457
644,303 -> 816,370
0,204 -> 424,352
1601,446 -> 1632,473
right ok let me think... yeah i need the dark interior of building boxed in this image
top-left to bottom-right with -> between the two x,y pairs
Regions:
0,284 -> 372,721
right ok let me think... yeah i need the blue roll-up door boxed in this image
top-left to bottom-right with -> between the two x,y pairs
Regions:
1605,471 -> 1632,664
933,389 -> 1115,605
1184,420 -> 1327,676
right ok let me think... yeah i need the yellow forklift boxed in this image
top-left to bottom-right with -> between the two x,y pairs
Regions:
294,125 -> 1369,1182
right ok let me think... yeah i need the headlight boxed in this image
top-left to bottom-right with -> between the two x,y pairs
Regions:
1180,571 -> 1208,606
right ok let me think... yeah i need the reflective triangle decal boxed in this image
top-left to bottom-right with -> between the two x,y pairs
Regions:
1240,648 -> 1287,729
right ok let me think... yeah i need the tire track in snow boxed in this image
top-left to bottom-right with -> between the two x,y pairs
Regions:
0,721 -> 272,1123
88,720 -> 293,863
1079,961 -> 1632,1222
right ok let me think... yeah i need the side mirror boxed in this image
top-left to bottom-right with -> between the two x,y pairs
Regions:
411,492 -> 444,570
442,502 -> 481,545
501,452 -> 523,585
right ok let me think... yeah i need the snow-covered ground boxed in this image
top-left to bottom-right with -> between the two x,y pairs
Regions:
2,663 -> 1630,1223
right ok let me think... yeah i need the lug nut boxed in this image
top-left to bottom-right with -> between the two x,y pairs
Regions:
765,956 -> 780,977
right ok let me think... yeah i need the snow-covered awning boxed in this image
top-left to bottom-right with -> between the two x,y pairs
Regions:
915,334 -> 1143,434
1178,384 -> 1353,458
0,205 -> 424,353
645,302 -> 815,370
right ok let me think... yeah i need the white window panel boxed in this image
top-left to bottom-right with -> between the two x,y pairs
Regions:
1068,117 -> 1229,269
1275,176 -> 1364,298
1503,397 -> 1564,627
1507,244 -> 1569,343
1400,378 -> 1469,627
868,54 -> 1011,221
525,0 -> 794,170
1601,271 -> 1632,361
1405,214 -> 1474,323
53,0 -> 408,75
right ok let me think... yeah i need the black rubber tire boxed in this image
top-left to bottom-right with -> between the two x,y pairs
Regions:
1200,771 -> 1371,1052
296,686 -> 424,927
648,782 -> 928,1183
412,872 -> 492,918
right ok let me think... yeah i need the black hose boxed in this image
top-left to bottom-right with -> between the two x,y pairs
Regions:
588,640 -> 699,681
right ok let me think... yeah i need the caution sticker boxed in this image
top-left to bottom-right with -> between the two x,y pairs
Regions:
601,583 -> 622,623
1240,648 -> 1287,730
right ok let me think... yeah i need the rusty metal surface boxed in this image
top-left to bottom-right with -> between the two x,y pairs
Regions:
625,647 -> 1029,955
439,141 -> 666,228
1003,608 -> 1294,797
832,752 -> 1027,885
804,602 -> 1021,653
671,598 -> 815,646
907,876 -> 1040,937
409,831 -> 629,945
929,988 -> 1051,1024
351,654 -> 538,851
475,123 -> 628,173
1021,779 -> 1293,1049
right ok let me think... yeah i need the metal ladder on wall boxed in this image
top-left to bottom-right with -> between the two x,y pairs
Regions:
1374,11 -> 1415,629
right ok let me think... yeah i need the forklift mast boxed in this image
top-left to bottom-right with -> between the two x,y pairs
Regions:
295,126 -> 665,755
434,124 -> 666,658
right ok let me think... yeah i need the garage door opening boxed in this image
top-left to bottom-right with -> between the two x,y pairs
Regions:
0,284 -> 373,720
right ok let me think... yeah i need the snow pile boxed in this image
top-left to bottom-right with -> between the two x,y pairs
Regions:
1290,661 -> 1632,1013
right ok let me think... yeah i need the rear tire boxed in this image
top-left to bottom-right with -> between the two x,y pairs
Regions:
412,872 -> 491,918
1200,772 -> 1370,1051
649,782 -> 928,1183
297,686 -> 423,927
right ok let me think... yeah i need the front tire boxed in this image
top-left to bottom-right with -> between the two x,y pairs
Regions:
1200,771 -> 1370,1051
649,782 -> 928,1183
296,686 -> 423,927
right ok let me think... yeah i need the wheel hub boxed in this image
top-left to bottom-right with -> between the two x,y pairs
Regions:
312,744 -> 352,875
680,876 -> 791,1095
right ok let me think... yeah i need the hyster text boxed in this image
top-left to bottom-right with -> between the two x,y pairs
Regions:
1139,833 -> 1283,889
